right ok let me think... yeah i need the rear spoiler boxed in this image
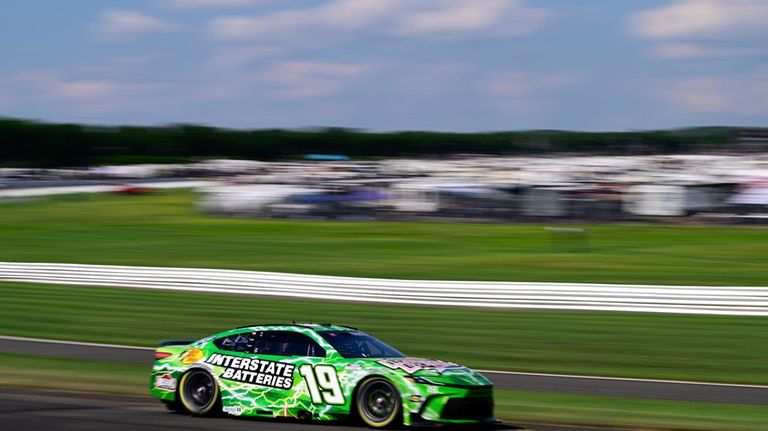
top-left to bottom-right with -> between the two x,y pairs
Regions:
157,339 -> 194,347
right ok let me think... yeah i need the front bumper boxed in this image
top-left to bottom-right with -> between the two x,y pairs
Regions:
404,385 -> 496,426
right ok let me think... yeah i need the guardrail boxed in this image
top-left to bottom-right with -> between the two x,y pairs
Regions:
1,262 -> 766,316
0,180 -> 213,198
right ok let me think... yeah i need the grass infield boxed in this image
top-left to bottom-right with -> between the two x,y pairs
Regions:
0,190 -> 766,285
2,282 -> 767,384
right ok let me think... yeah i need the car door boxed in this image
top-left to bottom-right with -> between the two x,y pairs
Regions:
210,329 -> 344,417
253,330 -> 351,416
210,330 -> 308,414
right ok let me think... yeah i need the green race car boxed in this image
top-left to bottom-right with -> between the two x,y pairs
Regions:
149,323 -> 496,427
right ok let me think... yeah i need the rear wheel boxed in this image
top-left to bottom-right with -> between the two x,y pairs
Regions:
178,369 -> 220,416
356,377 -> 401,428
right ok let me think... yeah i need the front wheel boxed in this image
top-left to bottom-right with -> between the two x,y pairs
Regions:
178,369 -> 220,416
356,377 -> 402,428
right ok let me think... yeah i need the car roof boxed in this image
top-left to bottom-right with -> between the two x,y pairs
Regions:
235,323 -> 357,332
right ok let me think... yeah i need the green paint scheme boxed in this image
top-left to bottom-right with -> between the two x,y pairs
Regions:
149,324 -> 495,426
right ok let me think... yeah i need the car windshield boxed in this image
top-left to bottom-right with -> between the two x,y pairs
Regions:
317,330 -> 405,358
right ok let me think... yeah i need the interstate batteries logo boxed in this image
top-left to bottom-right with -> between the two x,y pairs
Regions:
205,353 -> 295,389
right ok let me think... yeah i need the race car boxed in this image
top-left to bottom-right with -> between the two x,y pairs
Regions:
149,323 -> 496,427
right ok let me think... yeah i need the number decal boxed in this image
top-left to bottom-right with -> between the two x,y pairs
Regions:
314,365 -> 344,404
299,364 -> 345,405
298,364 -> 322,403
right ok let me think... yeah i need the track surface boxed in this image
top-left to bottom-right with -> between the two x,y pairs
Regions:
2,336 -> 767,405
0,387 -> 628,431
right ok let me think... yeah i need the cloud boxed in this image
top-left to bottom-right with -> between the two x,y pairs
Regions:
398,1 -> 507,34
479,71 -> 584,113
259,61 -> 368,100
209,0 -> 402,40
663,71 -> 768,114
628,1 -> 768,60
208,0 -> 552,40
650,42 -> 761,59
164,0 -> 271,9
395,0 -> 551,37
17,72 -> 120,101
629,0 -> 768,40
10,71 -> 176,114
95,10 -> 181,40
207,45 -> 284,69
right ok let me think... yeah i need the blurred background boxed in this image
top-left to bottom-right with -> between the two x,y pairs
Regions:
1,1 -> 768,431
2,131 -> 768,222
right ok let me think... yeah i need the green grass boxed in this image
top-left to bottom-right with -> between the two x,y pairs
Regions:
1,352 -> 765,431
496,390 -> 768,431
2,189 -> 767,430
0,352 -> 147,394
3,282 -> 767,384
0,190 -> 767,285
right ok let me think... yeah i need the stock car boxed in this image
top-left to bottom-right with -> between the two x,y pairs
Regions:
149,323 -> 496,427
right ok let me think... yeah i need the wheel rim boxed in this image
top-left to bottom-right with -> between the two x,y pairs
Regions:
183,371 -> 215,410
361,381 -> 397,423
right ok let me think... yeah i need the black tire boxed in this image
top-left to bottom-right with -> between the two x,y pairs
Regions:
178,369 -> 220,416
162,399 -> 183,413
356,377 -> 402,428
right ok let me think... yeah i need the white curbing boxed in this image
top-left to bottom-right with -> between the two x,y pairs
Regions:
1,262 -> 767,316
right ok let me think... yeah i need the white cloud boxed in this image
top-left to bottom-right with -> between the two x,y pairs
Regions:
665,77 -> 730,112
316,0 -> 407,30
663,71 -> 768,114
628,1 -> 768,60
396,0 -> 551,36
399,0 -> 505,34
208,45 -> 284,69
209,0 -> 402,40
480,71 -> 584,114
164,0 -> 270,8
259,61 -> 368,100
651,42 -> 761,59
10,71 -> 177,114
208,0 -> 552,40
629,0 -> 768,39
17,72 -> 119,101
95,10 -> 181,40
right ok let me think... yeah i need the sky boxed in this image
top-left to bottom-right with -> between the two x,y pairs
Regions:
1,0 -> 767,132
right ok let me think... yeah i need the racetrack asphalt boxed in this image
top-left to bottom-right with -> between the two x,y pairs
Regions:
0,387 -> 631,431
2,336 -> 766,406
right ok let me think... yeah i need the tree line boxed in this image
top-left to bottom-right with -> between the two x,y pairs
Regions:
0,117 -> 749,167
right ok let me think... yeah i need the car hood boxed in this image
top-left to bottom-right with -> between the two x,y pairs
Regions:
366,357 -> 492,387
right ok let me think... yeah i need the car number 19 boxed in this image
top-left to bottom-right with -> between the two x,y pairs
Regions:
298,364 -> 345,405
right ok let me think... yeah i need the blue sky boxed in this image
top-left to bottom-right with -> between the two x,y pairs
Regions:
1,0 -> 767,131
